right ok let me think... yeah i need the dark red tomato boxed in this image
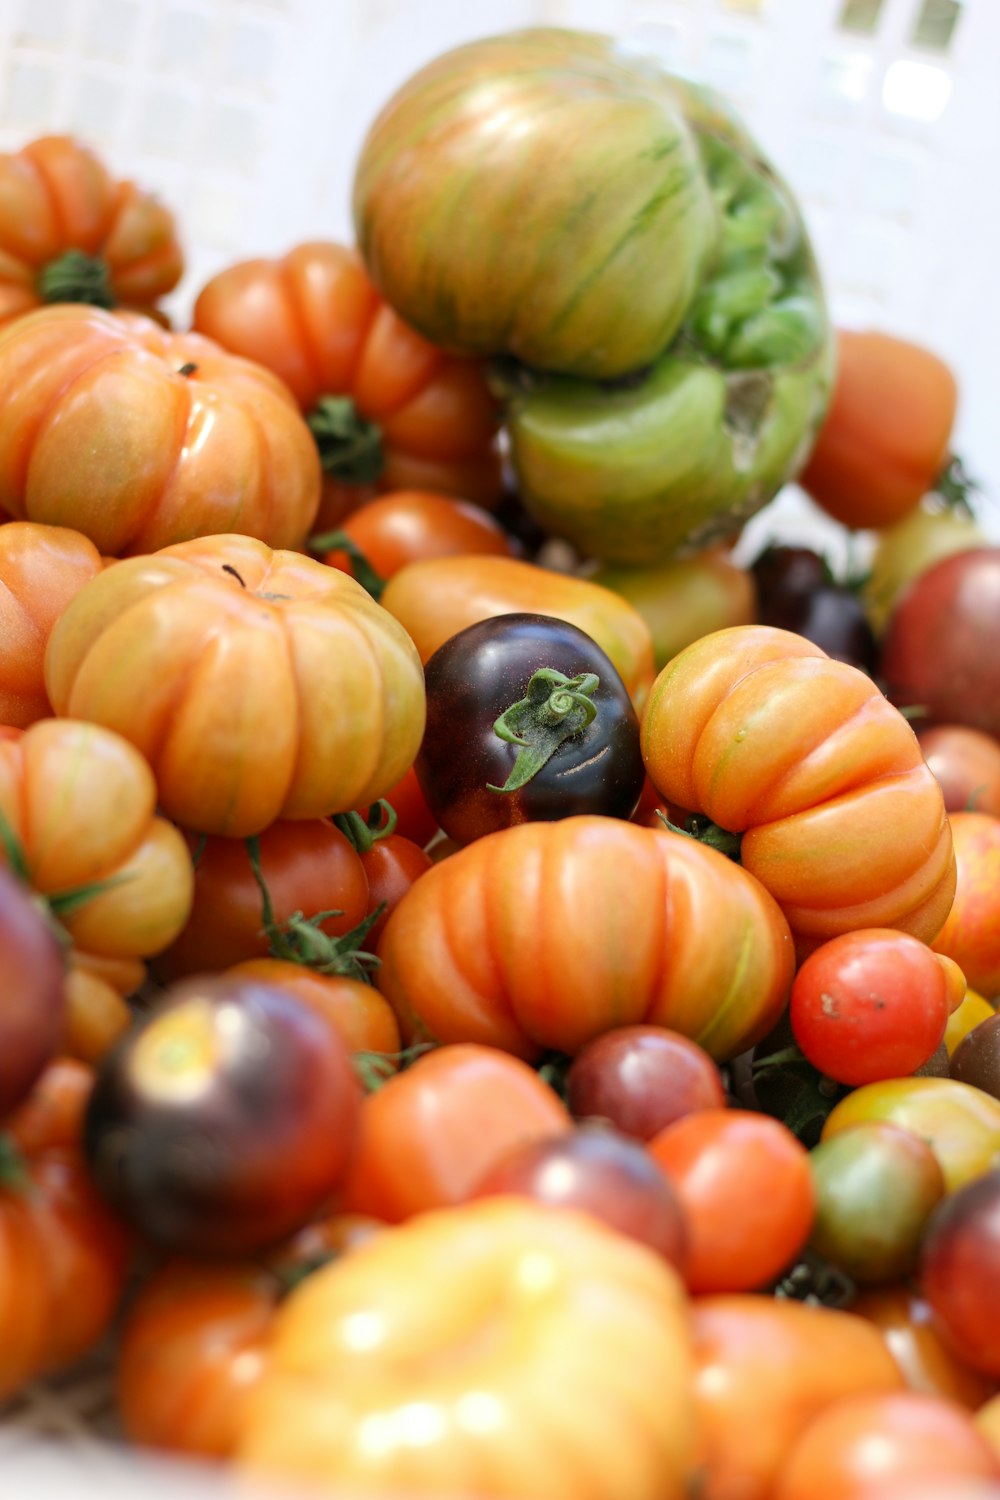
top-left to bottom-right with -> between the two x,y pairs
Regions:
950,1015 -> 1000,1100
359,831 -> 432,947
920,1168 -> 1000,1377
751,545 -> 876,675
468,1123 -> 687,1268
750,544 -> 833,609
918,725 -> 1000,818
415,612 -> 645,845
565,1025 -> 727,1140
790,929 -> 952,1086
84,975 -> 362,1256
881,548 -> 1000,737
0,865 -> 66,1117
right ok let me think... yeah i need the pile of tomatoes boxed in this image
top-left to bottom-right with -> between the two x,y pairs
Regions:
1,118 -> 1000,1500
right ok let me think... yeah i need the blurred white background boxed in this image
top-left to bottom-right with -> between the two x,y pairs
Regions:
0,0 -> 997,542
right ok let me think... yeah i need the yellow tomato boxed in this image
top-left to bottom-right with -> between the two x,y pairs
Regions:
822,1077 -> 1000,1193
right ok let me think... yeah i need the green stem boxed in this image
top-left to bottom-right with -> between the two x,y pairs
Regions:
333,801 -> 397,855
243,836 -> 383,981
0,1133 -> 29,1193
658,809 -> 743,863
36,249 -> 116,310
352,1041 -> 436,1094
307,531 -> 385,600
307,396 -> 384,485
488,668 -> 600,795
934,453 -> 979,516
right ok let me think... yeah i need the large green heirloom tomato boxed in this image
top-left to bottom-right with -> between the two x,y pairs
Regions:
354,28 -> 833,564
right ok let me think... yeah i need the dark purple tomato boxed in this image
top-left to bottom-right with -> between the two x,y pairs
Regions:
468,1122 -> 687,1268
782,584 -> 879,675
750,544 -> 833,614
950,1014 -> 1000,1100
919,1168 -> 1000,1377
83,975 -> 362,1256
415,612 -> 645,845
0,865 -> 66,1119
565,1025 -> 727,1141
881,547 -> 1000,736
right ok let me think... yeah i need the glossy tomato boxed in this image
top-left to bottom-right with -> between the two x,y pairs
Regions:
565,1025 -> 727,1140
315,489 -> 513,589
918,726 -> 1000,819
415,613 -> 645,843
851,1285 -> 997,1409
931,811 -> 1000,999
920,1169 -> 1000,1378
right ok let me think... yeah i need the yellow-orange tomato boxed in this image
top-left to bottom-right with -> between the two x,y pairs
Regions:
851,1286 -> 998,1410
375,817 -> 794,1064
641,625 -> 956,956
0,135 -> 183,325
44,535 -> 426,838
227,959 -> 400,1057
236,1197 -> 698,1500
822,1077 -> 1000,1193
0,719 -> 193,967
0,306 -> 321,556
933,812 -> 1000,999
946,991 -> 998,1056
0,522 -> 103,727
192,241 -> 503,526
381,553 -> 656,710
691,1295 -> 905,1500
318,489 -> 514,583
977,1393 -> 1000,1460
340,1043 -> 572,1223
798,329 -> 958,531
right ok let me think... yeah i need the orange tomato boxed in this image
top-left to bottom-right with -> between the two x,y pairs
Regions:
798,329 -> 958,530
0,306 -> 321,556
978,1393 -> 1000,1460
0,522 -> 103,727
0,135 -> 183,325
641,625 -> 956,956
691,1295 -> 905,1500
851,1285 -> 997,1410
318,489 -> 513,584
226,959 -> 400,1057
933,811 -> 1000,999
375,817 -> 794,1064
340,1043 -> 572,1223
192,241 -> 503,525
380,553 -> 656,710
236,1197 -> 698,1500
44,535 -> 426,838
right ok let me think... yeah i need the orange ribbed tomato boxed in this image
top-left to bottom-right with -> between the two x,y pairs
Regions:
0,135 -> 183,325
0,522 -> 103,727
932,811 -> 1000,1000
236,1197 -> 698,1500
0,306 -> 321,556
375,816 -> 794,1063
380,553 -> 656,710
192,241 -> 502,527
641,625 -> 956,956
44,535 -> 426,837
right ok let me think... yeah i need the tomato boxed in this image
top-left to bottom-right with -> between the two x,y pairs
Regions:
640,625 -> 956,955
316,489 -> 513,589
353,830 -> 431,949
863,497 -> 989,636
0,307 -> 321,556
4,1056 -> 94,1155
772,1390 -> 998,1500
951,1015 -> 1000,1100
236,1197 -> 697,1499
85,974 -> 363,1256
469,1123 -> 688,1268
798,329 -> 957,530
822,1077 -> 1000,1193
227,958 -> 400,1057
851,1286 -> 997,1410
691,1296 -> 904,1500
380,553 -> 656,710
44,535 -> 426,838
340,1043 -> 571,1223
0,522 -> 103,727
415,613 -> 645,843
648,1109 -> 814,1293
882,548 -> 1000,738
790,929 -> 953,1085
565,1025 -> 727,1140
192,242 -> 502,524
751,543 -> 877,674
589,547 -> 756,672
808,1124 -> 945,1284
979,1394 -> 1000,1461
931,812 -> 1000,999
154,819 -> 368,981
920,1169 -> 1000,1378
0,865 -> 66,1117
375,816 -> 794,1064
62,962 -> 133,1063
918,726 -> 1000,819
0,720 -> 193,998
0,135 -> 183,325
947,991 -> 998,1056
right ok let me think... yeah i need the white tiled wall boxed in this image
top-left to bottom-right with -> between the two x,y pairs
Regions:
0,0 -> 997,538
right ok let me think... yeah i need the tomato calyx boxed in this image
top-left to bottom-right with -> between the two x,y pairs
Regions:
749,1040 -> 847,1144
308,530 -> 386,600
488,667 -> 600,794
659,809 -> 743,863
772,1249 -> 856,1310
332,802 -> 397,856
308,396 -> 384,486
933,453 -> 980,517
0,1132 -> 29,1194
36,249 -> 116,311
243,834 -> 383,983
352,1041 -> 436,1095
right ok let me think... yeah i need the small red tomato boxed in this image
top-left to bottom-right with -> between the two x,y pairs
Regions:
790,929 -> 952,1086
919,1168 -> 1000,1378
648,1109 -> 815,1294
358,831 -> 432,947
565,1025 -> 727,1140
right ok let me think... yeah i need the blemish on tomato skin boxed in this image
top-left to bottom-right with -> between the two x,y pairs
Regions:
820,991 -> 839,1017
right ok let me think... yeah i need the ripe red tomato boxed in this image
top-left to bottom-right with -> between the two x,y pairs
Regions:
790,929 -> 953,1085
648,1109 -> 815,1293
920,1168 -> 1000,1378
317,489 -> 513,585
